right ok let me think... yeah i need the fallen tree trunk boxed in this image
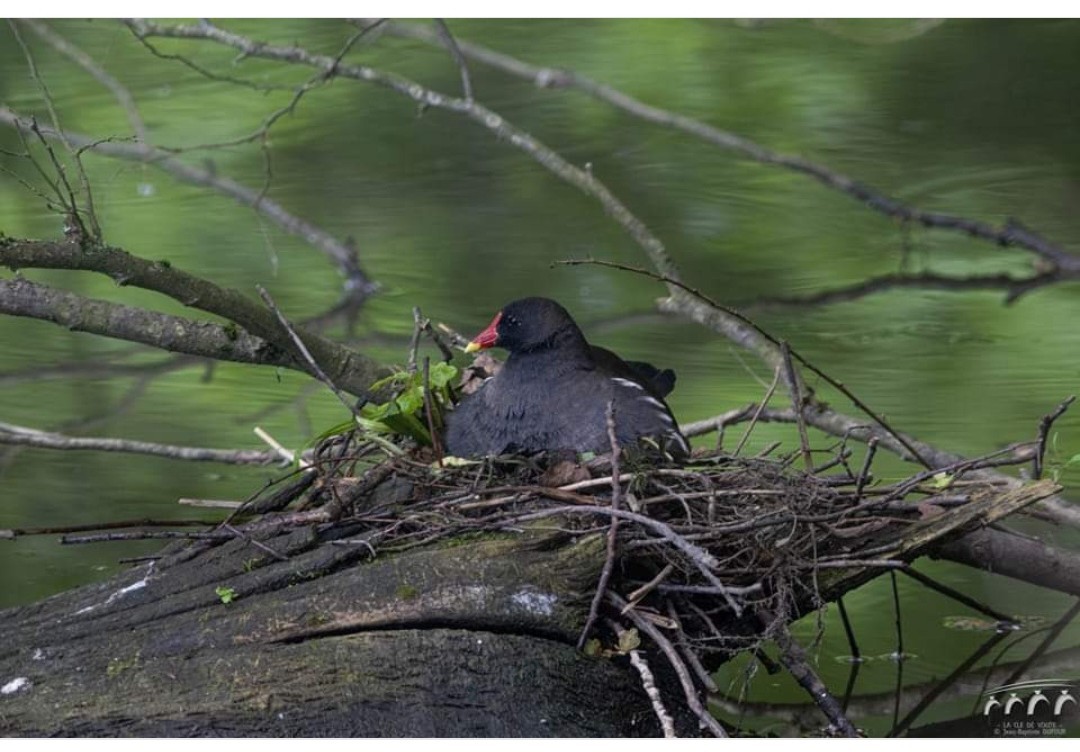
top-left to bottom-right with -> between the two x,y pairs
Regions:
0,441 -> 1064,737
0,521 -> 696,736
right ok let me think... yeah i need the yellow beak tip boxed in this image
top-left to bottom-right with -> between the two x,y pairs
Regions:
464,342 -> 481,354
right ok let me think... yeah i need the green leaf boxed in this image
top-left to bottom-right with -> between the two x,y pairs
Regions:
930,471 -> 953,489
215,585 -> 236,604
438,456 -> 482,467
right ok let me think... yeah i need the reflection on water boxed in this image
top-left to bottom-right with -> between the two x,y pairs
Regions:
1,18 -> 1078,737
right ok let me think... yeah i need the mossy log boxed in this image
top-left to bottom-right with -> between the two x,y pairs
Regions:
0,523 -> 694,736
0,449 -> 1062,737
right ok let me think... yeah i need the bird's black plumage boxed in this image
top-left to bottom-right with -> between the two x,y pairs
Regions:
444,297 -> 689,459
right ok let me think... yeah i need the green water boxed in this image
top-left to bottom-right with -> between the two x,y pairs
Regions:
1,18 -> 1078,736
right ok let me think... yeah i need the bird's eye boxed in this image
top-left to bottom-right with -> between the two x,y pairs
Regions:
505,316 -> 518,327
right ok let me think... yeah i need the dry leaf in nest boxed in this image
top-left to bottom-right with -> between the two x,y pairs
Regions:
459,352 -> 502,395
917,502 -> 946,519
539,459 -> 591,487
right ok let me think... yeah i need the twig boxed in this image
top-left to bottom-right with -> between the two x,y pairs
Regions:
4,517 -> 221,537
665,601 -> 719,693
422,357 -> 444,465
407,306 -> 424,373
559,257 -> 933,469
0,420 -> 282,465
578,401 -> 622,650
760,610 -> 859,737
1033,395 -> 1075,480
624,563 -> 675,610
433,19 -> 473,101
680,403 -> 755,440
900,566 -> 1013,623
890,571 -> 904,662
751,270 -> 1070,309
888,630 -> 1010,737
835,597 -> 861,662
0,106 -> 378,294
370,21 -> 1080,275
780,341 -> 813,473
9,21 -> 101,241
611,593 -> 728,738
178,499 -> 242,509
854,437 -> 878,499
61,530 -> 233,544
605,618 -> 676,738
256,285 -> 362,418
732,368 -> 781,456
221,522 -> 289,562
21,20 -> 149,143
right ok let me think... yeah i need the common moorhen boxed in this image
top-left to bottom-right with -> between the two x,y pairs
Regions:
444,297 -> 690,459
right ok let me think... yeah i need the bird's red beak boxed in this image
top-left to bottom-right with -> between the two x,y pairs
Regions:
465,311 -> 502,353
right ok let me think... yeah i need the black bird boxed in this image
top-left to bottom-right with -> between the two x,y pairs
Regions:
444,297 -> 689,459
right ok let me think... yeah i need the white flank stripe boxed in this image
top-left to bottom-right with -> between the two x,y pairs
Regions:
611,377 -> 644,392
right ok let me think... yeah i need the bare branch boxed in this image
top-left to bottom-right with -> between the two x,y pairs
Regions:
8,21 -> 101,241
0,106 -> 378,295
371,20 -> 1080,274
577,401 -> 622,650
0,237 -> 388,397
0,420 -> 282,465
20,20 -> 149,143
257,285 -> 361,418
433,19 -> 474,101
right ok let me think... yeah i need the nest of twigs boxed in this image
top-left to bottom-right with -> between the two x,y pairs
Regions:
220,421 -> 1048,736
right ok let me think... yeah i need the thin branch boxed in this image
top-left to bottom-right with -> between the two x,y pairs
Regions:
1033,395 -> 1075,480
371,20 -> 1080,274
611,592 -> 728,738
577,401 -> 622,650
4,517 -> 221,536
761,611 -> 860,737
20,20 -> 149,143
835,597 -> 861,662
257,285 -> 362,418
899,566 -> 1012,623
0,420 -> 283,465
0,238 -> 388,397
8,21 -> 101,242
780,341 -> 813,473
732,369 -> 781,456
433,20 -> 473,101
750,270 -> 1072,309
0,106 -> 378,294
604,617 -> 677,737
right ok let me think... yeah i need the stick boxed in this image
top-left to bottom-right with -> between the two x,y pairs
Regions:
732,367 -> 781,456
900,566 -> 1012,623
1033,395 -> 1075,479
433,19 -> 473,101
780,341 -> 813,473
0,420 -> 281,465
257,285 -> 361,419
611,593 -> 728,738
578,401 -> 622,650
760,611 -> 859,737
605,618 -> 676,738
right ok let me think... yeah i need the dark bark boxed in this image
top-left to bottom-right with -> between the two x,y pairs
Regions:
934,527 -> 1080,598
0,238 -> 388,398
0,521 -> 695,737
